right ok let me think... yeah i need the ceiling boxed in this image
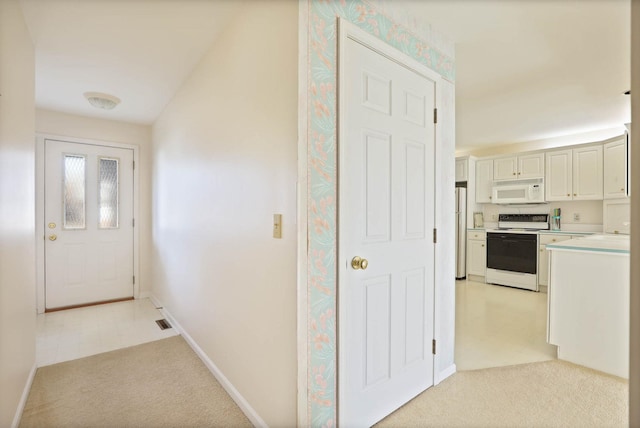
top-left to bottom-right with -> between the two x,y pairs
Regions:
19,0 -> 630,150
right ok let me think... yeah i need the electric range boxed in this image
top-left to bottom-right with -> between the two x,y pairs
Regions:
486,214 -> 549,291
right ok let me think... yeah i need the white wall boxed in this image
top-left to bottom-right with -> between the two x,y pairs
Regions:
35,109 -> 153,297
150,1 -> 297,426
482,200 -> 604,232
0,1 -> 36,426
457,126 -> 626,158
629,0 -> 639,424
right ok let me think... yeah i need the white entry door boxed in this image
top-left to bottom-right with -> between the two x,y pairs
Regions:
44,139 -> 134,310
339,27 -> 437,427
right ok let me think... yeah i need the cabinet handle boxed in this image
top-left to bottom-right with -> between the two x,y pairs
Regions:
518,172 -> 521,175
513,172 -> 516,175
489,196 -> 492,199
567,193 -> 570,196
621,188 -> 625,191
552,238 -> 556,242
481,244 -> 485,247
540,249 -> 543,252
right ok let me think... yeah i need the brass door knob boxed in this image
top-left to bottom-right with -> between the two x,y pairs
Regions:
49,234 -> 57,241
351,256 -> 369,270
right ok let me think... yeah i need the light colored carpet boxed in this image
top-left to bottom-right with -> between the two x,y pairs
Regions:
20,336 -> 252,428
377,359 -> 628,427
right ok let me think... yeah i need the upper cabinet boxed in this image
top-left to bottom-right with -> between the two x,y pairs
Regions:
493,153 -> 544,180
545,145 -> 603,201
545,149 -> 572,201
573,145 -> 603,200
603,136 -> 628,199
475,158 -> 494,203
455,157 -> 468,182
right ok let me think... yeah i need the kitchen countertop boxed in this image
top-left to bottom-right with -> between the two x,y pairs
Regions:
546,234 -> 630,254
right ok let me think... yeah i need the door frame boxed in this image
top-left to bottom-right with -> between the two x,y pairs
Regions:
337,19 -> 443,423
35,134 -> 140,314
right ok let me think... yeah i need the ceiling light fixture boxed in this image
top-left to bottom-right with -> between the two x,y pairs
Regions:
84,92 -> 121,110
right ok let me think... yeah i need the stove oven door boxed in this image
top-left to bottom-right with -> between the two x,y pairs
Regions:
486,232 -> 537,274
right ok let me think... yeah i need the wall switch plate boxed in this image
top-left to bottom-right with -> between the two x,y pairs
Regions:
273,214 -> 282,239
573,213 -> 580,221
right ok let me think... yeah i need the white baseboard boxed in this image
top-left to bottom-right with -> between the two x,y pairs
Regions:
434,364 -> 457,385
11,363 -> 37,428
150,295 -> 266,428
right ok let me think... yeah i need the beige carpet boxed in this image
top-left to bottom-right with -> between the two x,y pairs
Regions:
20,336 -> 251,428
377,360 -> 628,427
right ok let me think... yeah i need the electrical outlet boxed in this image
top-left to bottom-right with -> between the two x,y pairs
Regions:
573,213 -> 580,222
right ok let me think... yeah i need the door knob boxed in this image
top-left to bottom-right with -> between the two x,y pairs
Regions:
351,256 -> 369,270
49,234 -> 57,241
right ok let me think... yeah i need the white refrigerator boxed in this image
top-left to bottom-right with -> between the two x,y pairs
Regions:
455,187 -> 467,279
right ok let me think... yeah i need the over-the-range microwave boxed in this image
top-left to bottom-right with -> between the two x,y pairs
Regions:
492,178 -> 545,204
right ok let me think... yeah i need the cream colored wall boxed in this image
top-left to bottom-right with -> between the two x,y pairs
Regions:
35,109 -> 153,297
0,0 -> 36,426
457,126 -> 626,158
150,1 -> 297,426
629,0 -> 639,424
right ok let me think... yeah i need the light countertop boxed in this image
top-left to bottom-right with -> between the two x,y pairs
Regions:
546,234 -> 630,254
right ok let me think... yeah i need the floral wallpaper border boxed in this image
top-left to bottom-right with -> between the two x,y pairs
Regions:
306,1 -> 455,426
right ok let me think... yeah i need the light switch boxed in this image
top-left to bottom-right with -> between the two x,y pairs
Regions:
273,214 -> 282,239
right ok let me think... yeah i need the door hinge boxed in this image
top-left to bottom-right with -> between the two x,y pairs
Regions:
432,339 -> 437,355
133,275 -> 136,285
133,160 -> 136,170
433,108 -> 438,124
433,228 -> 437,243
132,218 -> 135,227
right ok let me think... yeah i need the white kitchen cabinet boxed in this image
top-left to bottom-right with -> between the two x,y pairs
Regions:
603,136 -> 627,199
518,153 -> 545,179
475,159 -> 494,203
546,145 -> 603,201
455,157 -> 468,182
573,145 -> 603,200
603,199 -> 630,234
547,237 -> 629,378
467,230 -> 486,279
538,234 -> 573,287
493,153 -> 544,181
545,149 -> 572,201
493,156 -> 518,180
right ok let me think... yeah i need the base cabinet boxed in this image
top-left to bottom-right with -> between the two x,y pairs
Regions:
467,231 -> 486,278
547,248 -> 629,378
538,234 -> 573,286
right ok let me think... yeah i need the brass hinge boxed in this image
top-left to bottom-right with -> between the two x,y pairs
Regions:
433,228 -> 437,243
133,275 -> 136,285
433,108 -> 438,124
432,339 -> 436,355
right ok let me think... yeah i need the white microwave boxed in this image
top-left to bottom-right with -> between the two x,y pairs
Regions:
492,179 -> 545,204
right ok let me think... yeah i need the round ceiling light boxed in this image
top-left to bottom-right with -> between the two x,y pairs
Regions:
84,92 -> 121,110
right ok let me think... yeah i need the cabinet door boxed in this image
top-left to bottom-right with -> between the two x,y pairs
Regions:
493,156 -> 517,180
518,153 -> 544,179
603,138 -> 627,199
538,244 -> 549,286
467,239 -> 486,277
455,158 -> 468,182
545,149 -> 572,201
475,159 -> 494,203
573,145 -> 603,200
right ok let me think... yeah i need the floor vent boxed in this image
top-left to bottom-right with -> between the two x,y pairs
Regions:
155,319 -> 172,330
